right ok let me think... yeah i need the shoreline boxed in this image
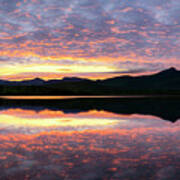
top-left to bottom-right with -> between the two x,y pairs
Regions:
1,94 -> 180,100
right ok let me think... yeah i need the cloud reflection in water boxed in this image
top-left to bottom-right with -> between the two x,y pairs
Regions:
0,108 -> 179,180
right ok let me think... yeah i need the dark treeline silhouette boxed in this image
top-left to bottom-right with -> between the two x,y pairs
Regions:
1,97 -> 180,122
1,67 -> 180,95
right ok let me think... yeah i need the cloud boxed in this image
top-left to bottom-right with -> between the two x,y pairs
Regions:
0,0 -> 179,79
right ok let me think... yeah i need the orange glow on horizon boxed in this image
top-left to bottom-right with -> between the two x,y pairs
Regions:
0,49 -> 167,81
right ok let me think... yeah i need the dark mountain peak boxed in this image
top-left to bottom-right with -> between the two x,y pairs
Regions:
32,78 -> 45,82
21,78 -> 45,85
62,77 -> 88,82
155,67 -> 179,76
162,67 -> 178,73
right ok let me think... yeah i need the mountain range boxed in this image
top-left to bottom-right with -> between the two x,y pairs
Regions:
0,67 -> 180,95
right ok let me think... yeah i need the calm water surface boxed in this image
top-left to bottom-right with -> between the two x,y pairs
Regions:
0,95 -> 147,100
0,97 -> 179,180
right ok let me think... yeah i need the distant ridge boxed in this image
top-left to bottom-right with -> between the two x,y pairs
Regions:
153,67 -> 179,76
159,67 -> 177,73
0,67 -> 179,84
0,67 -> 180,95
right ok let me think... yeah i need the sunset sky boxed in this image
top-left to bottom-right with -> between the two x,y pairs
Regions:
0,0 -> 179,80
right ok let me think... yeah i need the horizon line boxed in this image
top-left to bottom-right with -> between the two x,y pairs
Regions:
0,67 -> 178,82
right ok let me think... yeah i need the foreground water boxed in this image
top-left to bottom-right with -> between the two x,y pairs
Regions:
0,97 -> 180,180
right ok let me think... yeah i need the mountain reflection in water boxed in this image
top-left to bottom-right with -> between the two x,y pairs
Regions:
0,97 -> 180,179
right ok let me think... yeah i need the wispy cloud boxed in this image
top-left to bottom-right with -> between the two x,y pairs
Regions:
0,0 -> 179,79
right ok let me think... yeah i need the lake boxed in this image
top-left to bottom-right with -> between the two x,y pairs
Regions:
0,96 -> 179,180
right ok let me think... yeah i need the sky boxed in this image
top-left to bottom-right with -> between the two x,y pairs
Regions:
0,0 -> 179,80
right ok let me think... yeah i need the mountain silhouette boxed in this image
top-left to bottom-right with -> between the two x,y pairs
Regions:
157,67 -> 178,74
0,67 -> 180,95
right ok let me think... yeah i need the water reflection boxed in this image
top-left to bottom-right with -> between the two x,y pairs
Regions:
0,100 -> 180,179
0,95 -> 145,100
0,109 -> 123,133
1,96 -> 180,122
